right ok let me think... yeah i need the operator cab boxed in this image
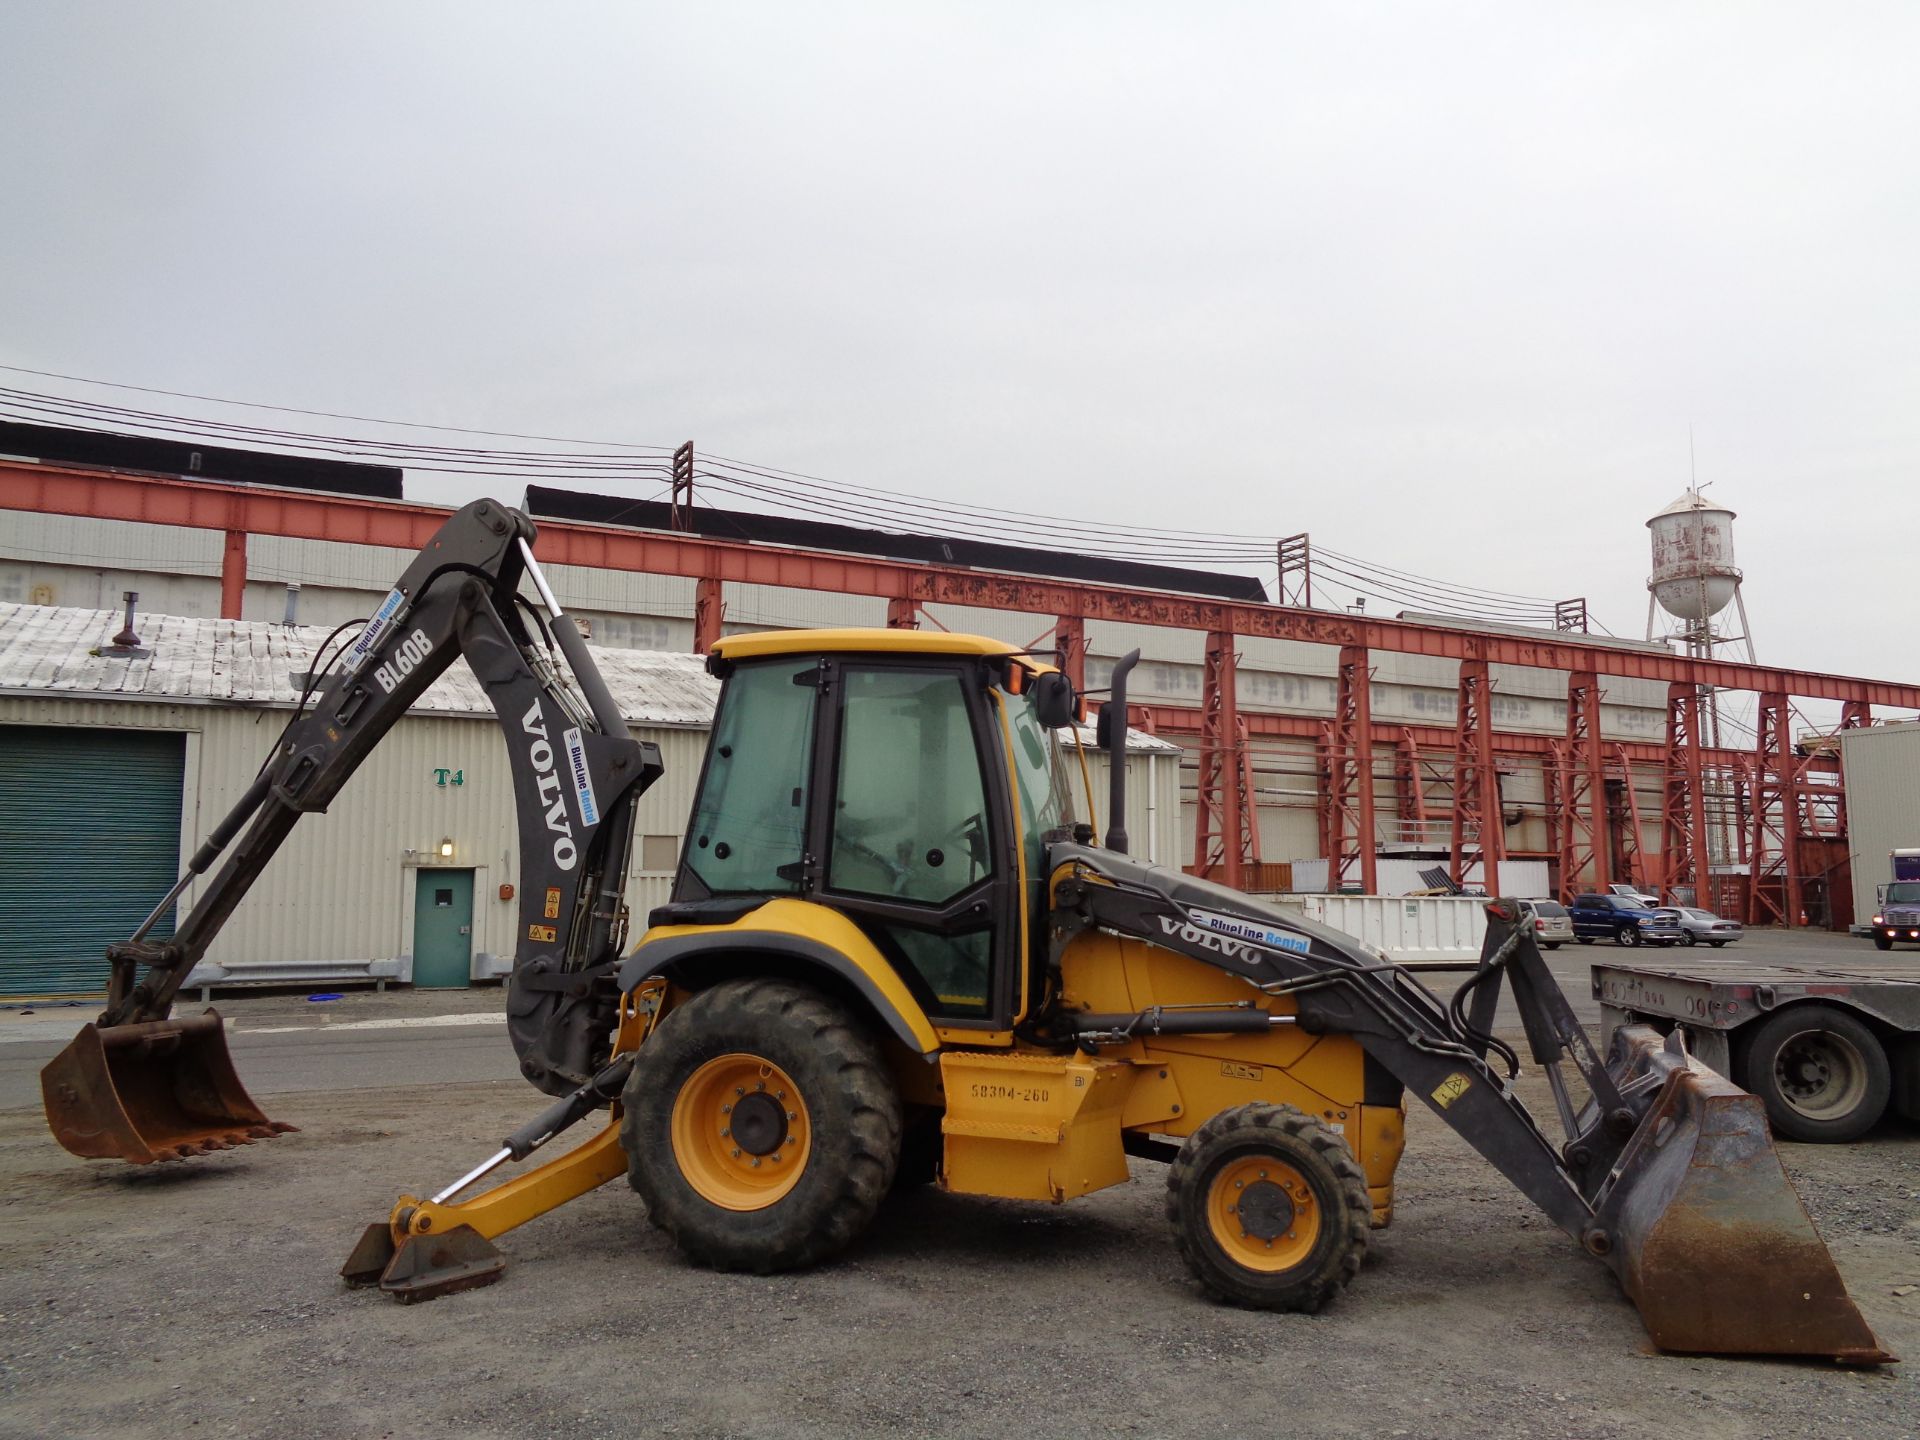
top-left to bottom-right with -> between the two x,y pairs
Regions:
668,630 -> 1082,1029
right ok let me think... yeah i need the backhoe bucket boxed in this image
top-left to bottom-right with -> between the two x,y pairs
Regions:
1597,1026 -> 1892,1364
40,1010 -> 295,1164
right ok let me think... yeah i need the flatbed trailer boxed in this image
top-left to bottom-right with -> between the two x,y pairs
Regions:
1593,954 -> 1920,1142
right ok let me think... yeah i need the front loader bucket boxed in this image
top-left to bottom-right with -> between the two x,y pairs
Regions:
40,1010 -> 295,1164
1597,1026 -> 1892,1364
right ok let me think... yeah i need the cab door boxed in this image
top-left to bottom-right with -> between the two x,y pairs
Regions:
810,660 -> 1017,1025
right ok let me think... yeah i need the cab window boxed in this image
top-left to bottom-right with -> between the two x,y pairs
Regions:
827,668 -> 992,903
683,660 -> 815,895
827,666 -> 995,1016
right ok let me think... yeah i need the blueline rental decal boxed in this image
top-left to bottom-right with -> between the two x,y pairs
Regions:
563,727 -> 600,827
341,588 -> 406,674
1185,907 -> 1313,956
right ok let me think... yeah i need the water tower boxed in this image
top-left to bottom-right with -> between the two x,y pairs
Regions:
1645,488 -> 1753,663
1646,488 -> 1754,877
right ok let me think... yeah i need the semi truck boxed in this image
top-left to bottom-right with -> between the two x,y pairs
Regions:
1866,848 -> 1920,951
1593,951 -> 1920,1143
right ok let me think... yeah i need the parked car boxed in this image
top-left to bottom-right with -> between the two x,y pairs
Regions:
1607,882 -> 1662,908
1654,907 -> 1743,948
1569,893 -> 1683,947
1521,898 -> 1574,950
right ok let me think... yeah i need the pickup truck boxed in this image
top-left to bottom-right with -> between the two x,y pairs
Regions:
1569,893 -> 1683,947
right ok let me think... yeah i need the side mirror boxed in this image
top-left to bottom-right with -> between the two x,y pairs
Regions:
1094,703 -> 1113,749
1030,671 -> 1078,729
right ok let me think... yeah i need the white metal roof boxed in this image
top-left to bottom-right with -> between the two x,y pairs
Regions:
1650,489 -> 1736,521
0,603 -> 1184,753
0,602 -> 720,727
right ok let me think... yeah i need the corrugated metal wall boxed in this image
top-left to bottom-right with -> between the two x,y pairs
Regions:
0,698 -> 708,988
1841,720 -> 1920,921
0,726 -> 184,994
175,711 -> 710,981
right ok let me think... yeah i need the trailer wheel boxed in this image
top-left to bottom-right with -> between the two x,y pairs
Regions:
622,978 -> 901,1272
1740,1004 -> 1891,1144
1615,925 -> 1641,947
1166,1103 -> 1369,1313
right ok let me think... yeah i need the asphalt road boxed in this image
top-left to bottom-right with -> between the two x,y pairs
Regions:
0,989 -> 522,1112
1,927 -> 1888,1114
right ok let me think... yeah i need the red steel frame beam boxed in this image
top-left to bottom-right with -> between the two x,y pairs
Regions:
1449,658 -> 1502,893
1325,645 -> 1378,893
1658,683 -> 1711,905
1606,744 -> 1647,891
1192,631 -> 1250,888
1558,670 -> 1610,902
1134,704 -> 1814,777
219,530 -> 247,619
11,461 -> 1920,709
1747,691 -> 1805,926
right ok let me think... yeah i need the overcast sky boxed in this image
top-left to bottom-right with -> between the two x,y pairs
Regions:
2,4 -> 1914,698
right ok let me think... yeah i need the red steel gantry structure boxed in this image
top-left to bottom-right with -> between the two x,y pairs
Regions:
5,457 -> 1915,925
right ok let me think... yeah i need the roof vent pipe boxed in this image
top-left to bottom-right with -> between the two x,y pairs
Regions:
283,582 -> 302,625
112,591 -> 141,649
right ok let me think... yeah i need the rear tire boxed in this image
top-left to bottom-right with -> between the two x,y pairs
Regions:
1576,936 -> 1593,945
1615,925 -> 1640,947
1166,1103 -> 1369,1313
1739,1004 -> 1891,1144
1709,940 -> 1728,948
622,978 -> 902,1272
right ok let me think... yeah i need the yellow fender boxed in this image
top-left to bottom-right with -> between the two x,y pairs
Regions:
618,898 -> 941,1058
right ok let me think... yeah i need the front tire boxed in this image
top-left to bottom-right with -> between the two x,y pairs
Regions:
1615,925 -> 1641,947
622,978 -> 902,1272
1166,1103 -> 1369,1313
1680,930 -> 1698,947
1874,933 -> 1894,952
1739,1004 -> 1891,1144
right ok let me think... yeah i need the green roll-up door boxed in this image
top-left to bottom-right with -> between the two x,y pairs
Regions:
0,726 -> 185,996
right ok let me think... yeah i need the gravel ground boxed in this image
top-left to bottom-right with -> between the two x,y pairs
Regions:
1,1067 -> 1915,1440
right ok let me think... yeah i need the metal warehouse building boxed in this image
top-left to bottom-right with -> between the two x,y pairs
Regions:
0,601 -> 1180,996
0,508 -> 1675,871
1840,719 -> 1920,924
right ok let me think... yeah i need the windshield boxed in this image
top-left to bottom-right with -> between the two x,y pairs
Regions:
995,688 -> 1075,970
1886,882 -> 1920,904
997,688 -> 1073,853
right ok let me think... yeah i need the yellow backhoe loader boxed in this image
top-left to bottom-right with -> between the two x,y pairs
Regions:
43,500 -> 1891,1363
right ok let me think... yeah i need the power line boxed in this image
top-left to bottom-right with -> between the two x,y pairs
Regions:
2,369 -> 1600,629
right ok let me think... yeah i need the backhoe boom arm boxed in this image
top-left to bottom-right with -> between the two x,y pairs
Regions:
98,499 -> 663,1093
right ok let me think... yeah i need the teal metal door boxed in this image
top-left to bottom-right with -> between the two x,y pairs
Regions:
412,869 -> 474,989
0,726 -> 185,996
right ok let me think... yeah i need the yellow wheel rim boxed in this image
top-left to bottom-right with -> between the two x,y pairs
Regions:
1205,1155 -> 1320,1272
670,1052 -> 812,1211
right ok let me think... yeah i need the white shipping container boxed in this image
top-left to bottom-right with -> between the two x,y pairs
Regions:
1297,894 -> 1490,964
